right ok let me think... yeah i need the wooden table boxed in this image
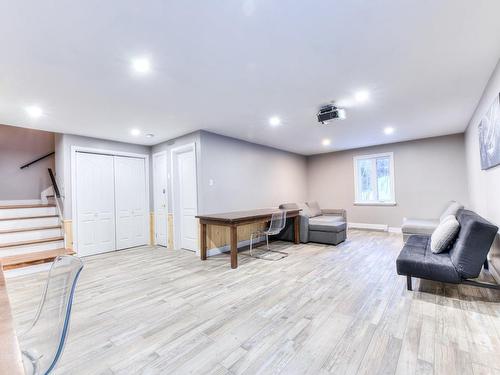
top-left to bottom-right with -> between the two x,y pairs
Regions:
0,265 -> 25,375
197,209 -> 301,269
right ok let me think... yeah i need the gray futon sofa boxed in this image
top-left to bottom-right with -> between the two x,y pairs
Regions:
397,209 -> 498,290
276,202 -> 347,245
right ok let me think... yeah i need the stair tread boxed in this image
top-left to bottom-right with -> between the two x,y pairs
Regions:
0,204 -> 56,209
0,248 -> 75,269
0,225 -> 61,234
0,215 -> 59,222
0,236 -> 64,248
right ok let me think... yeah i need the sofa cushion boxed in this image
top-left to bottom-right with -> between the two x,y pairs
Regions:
396,235 -> 461,284
402,218 -> 439,235
430,215 -> 460,254
297,202 -> 312,217
309,216 -> 344,225
307,201 -> 322,217
309,221 -> 346,233
439,201 -> 464,222
449,209 -> 498,279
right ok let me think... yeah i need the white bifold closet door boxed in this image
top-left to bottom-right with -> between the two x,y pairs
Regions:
114,156 -> 148,250
76,152 -> 116,256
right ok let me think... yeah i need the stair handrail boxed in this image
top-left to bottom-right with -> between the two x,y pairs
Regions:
19,152 -> 55,169
47,169 -> 65,242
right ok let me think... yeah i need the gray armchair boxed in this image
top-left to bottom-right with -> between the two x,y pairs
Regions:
277,202 -> 347,245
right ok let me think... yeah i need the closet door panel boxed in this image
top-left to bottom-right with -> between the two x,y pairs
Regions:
76,152 -> 116,256
114,156 -> 148,249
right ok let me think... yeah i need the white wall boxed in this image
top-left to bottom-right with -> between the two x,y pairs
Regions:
307,134 -> 469,227
465,58 -> 500,278
0,124 -> 55,200
198,131 -> 308,214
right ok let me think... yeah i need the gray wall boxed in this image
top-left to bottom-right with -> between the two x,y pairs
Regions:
55,133 -> 151,218
464,58 -> 500,279
198,131 -> 308,214
307,134 -> 469,227
0,124 -> 55,200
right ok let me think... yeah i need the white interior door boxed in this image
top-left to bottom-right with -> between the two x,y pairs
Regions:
173,146 -> 198,251
153,152 -> 168,247
76,152 -> 116,256
114,156 -> 148,250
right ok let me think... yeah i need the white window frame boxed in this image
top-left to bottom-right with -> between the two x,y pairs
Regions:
353,152 -> 396,206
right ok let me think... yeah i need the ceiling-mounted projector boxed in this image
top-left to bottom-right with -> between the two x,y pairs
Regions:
317,104 -> 346,124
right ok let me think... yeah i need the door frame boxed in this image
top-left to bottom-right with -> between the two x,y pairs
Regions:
152,150 -> 168,247
71,146 -> 150,255
170,142 -> 198,251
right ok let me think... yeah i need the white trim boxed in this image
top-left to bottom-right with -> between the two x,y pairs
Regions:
348,222 -> 389,231
70,145 -> 150,255
354,201 -> 397,206
0,199 -> 42,205
152,150 -> 168,247
353,151 -> 395,205
170,142 -> 198,252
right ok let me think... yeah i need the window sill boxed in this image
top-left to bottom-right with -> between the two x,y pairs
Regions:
354,201 -> 397,206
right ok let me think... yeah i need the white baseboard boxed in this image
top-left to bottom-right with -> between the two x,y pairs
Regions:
348,222 -> 402,234
207,236 -> 266,257
388,226 -> 402,233
348,222 -> 388,231
0,199 -> 42,206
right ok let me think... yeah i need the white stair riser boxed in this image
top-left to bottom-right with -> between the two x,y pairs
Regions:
0,206 -> 57,219
0,228 -> 62,244
0,240 -> 64,256
0,216 -> 59,231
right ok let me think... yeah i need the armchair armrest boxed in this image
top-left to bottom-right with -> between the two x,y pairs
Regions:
321,208 -> 347,221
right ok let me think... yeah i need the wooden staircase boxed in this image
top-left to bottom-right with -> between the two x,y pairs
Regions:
0,203 -> 74,270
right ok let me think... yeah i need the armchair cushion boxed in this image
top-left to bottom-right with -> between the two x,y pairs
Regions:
439,200 -> 464,222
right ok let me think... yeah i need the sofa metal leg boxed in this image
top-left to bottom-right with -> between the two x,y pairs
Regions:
406,276 -> 412,291
484,259 -> 489,270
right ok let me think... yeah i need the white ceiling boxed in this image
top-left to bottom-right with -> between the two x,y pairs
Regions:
1,1 -> 500,155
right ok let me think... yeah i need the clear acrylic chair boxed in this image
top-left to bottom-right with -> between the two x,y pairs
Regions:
249,210 -> 288,260
19,255 -> 84,375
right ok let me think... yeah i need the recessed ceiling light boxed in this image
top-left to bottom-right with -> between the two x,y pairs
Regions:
25,105 -> 43,118
384,127 -> 395,135
354,90 -> 370,103
322,138 -> 331,146
269,116 -> 281,127
130,128 -> 141,136
131,57 -> 151,74
146,133 -> 154,138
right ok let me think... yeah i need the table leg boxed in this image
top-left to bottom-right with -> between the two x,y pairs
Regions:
294,216 -> 300,244
200,223 -> 207,260
230,225 -> 238,269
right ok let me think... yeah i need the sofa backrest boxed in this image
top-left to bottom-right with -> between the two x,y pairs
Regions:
279,203 -> 299,210
449,209 -> 499,279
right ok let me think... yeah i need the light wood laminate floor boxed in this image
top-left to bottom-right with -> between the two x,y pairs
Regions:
7,230 -> 500,375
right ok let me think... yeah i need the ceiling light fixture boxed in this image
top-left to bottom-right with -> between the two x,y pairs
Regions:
354,90 -> 370,103
384,126 -> 395,135
322,138 -> 331,146
25,105 -> 43,118
130,128 -> 141,136
131,57 -> 152,74
269,116 -> 281,127
146,133 -> 155,138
